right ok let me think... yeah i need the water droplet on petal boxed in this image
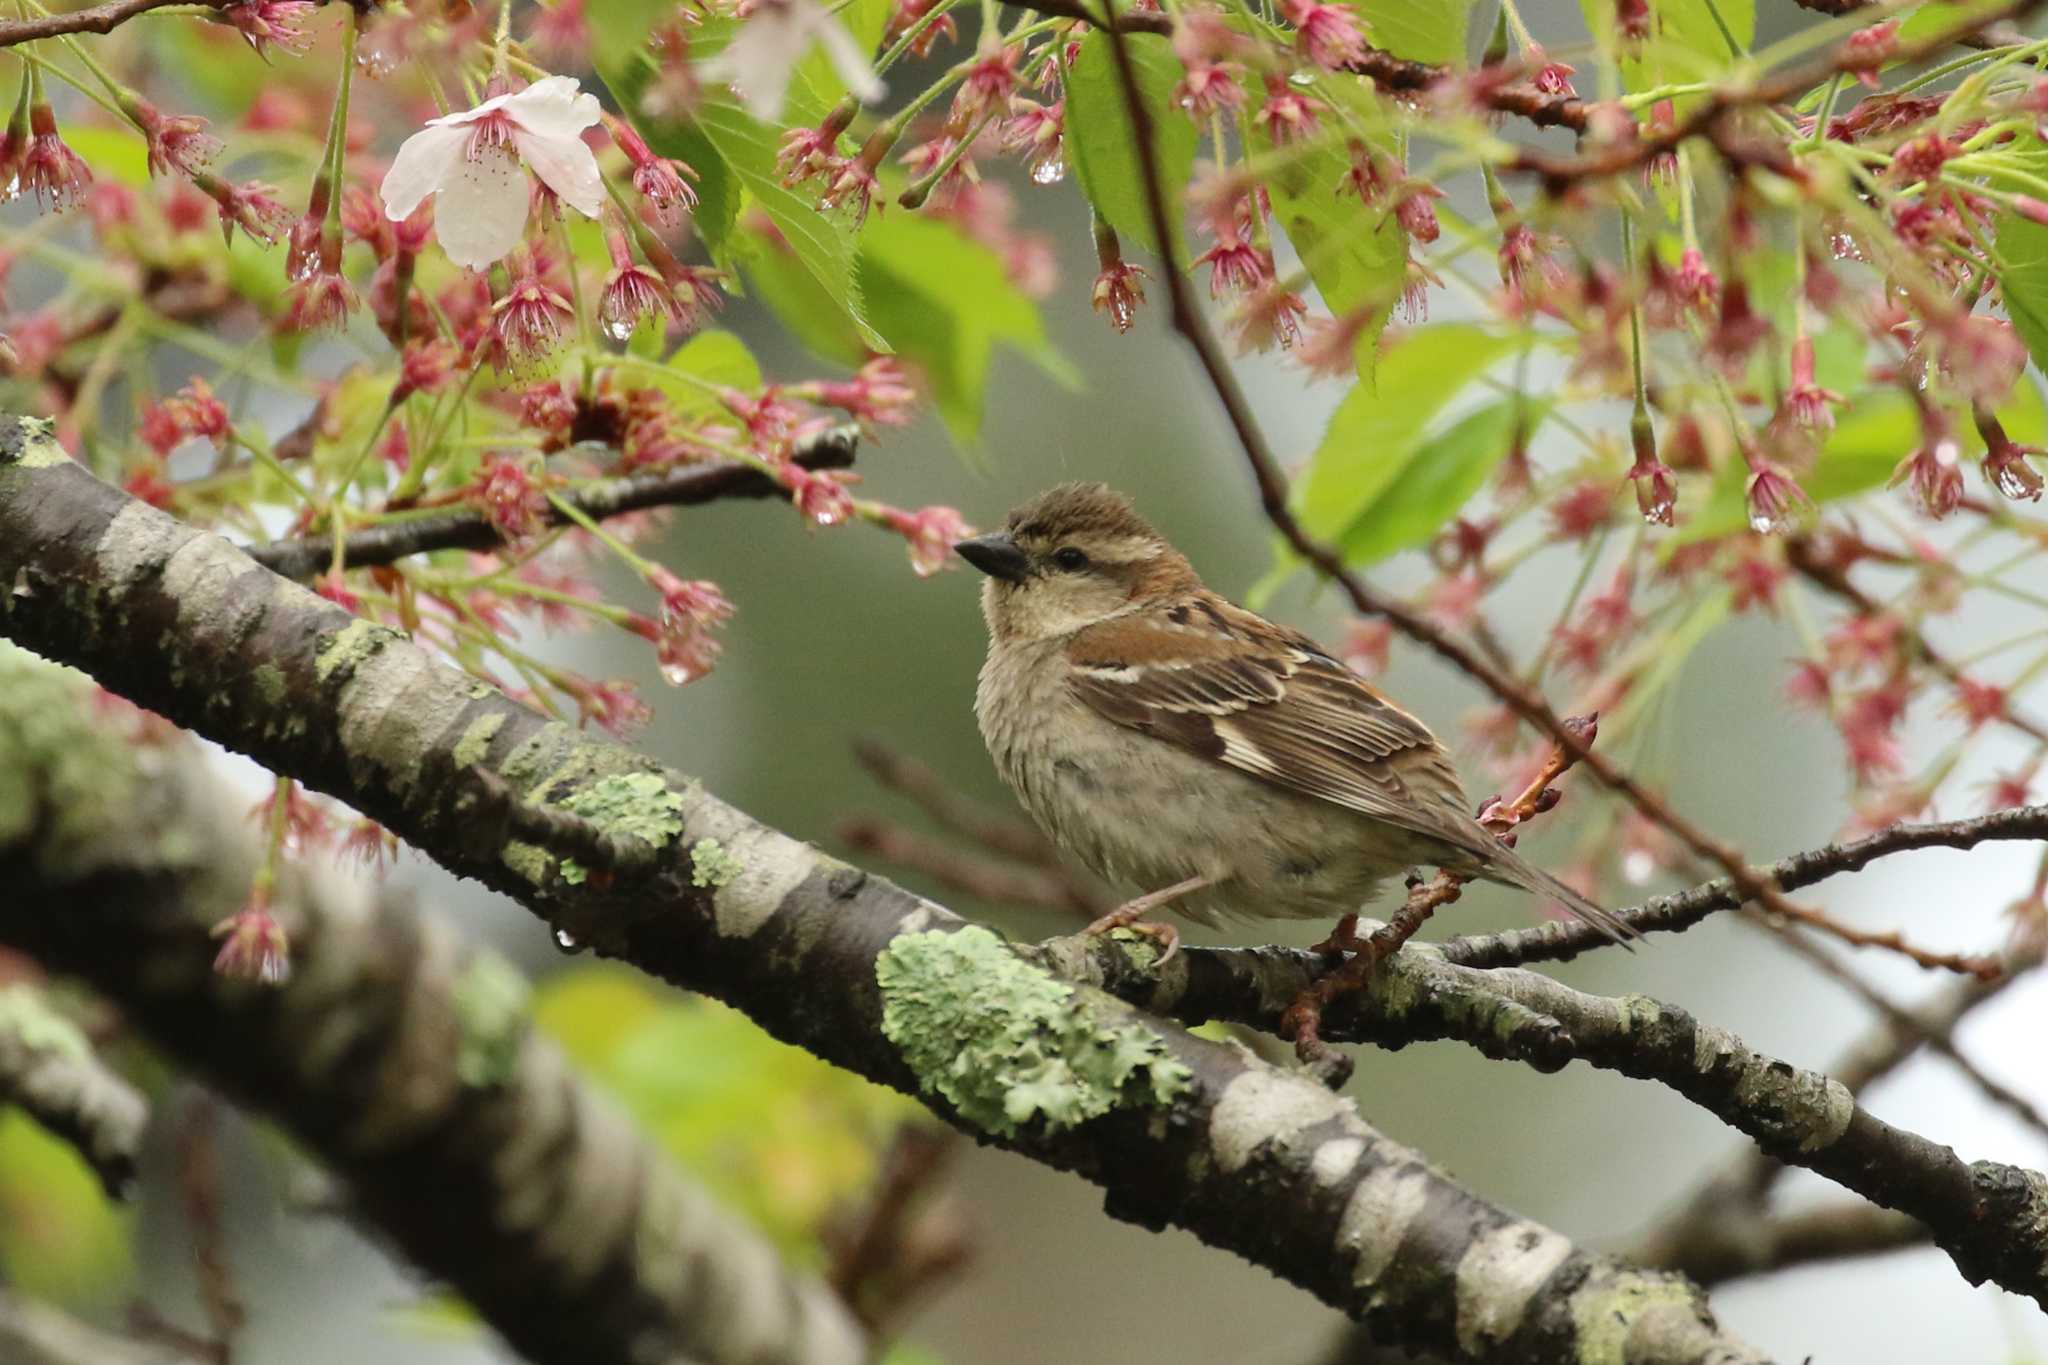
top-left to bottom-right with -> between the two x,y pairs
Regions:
602,314 -> 636,343
1749,513 -> 1778,535
1030,159 -> 1064,185
552,927 -> 584,954
659,657 -> 708,686
1622,850 -> 1655,885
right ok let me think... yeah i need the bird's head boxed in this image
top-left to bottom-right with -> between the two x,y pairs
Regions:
954,483 -> 1198,641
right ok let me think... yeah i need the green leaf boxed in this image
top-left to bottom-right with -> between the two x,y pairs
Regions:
0,1111 -> 132,1307
1064,32 -> 1197,257
1998,188 -> 2048,376
590,43 -> 745,262
533,967 -> 918,1258
736,221 -> 870,366
1262,84 -> 1406,386
1583,0 -> 1754,110
856,213 -> 1076,445
1359,0 -> 1475,65
1293,325 -> 1530,549
1338,398 -> 1547,563
633,329 -> 764,419
692,97 -> 885,351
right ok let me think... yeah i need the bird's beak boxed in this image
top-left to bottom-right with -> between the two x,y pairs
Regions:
954,532 -> 1031,583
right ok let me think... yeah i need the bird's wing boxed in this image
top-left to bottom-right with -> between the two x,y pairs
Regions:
1065,600 -> 1479,850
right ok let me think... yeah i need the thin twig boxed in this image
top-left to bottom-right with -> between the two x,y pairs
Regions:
1506,0 -> 2047,190
245,425 -> 860,580
851,738 -> 1059,865
836,815 -> 1104,916
0,0 -> 199,47
1442,801 -> 2048,967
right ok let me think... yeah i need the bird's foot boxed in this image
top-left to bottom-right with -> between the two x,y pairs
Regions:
1083,905 -> 1182,969
1307,913 -> 1363,958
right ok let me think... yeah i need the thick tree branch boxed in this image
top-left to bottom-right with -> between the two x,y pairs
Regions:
0,983 -> 148,1197
0,1289 -> 187,1365
0,639 -> 865,1365
244,425 -> 860,580
1043,929 -> 2048,1303
0,423 -> 1762,1365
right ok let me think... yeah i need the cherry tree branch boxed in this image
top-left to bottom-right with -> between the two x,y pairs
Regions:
0,422 -> 1766,1365
1042,929 -> 2048,1302
245,425 -> 860,580
1506,0 -> 2046,190
0,0 -> 200,47
0,984 -> 148,1197
1439,802 -> 2048,968
0,645 -> 867,1365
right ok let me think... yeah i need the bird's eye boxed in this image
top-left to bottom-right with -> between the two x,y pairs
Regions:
1051,546 -> 1090,572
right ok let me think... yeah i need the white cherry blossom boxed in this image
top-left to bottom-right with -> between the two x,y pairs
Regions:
699,0 -> 884,122
380,76 -> 606,270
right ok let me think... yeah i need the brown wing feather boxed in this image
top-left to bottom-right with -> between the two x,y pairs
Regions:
1066,607 -> 1482,853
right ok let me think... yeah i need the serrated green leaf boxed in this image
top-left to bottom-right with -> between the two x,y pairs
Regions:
1065,32 -> 1197,257
1359,0 -> 1475,65
857,212 -> 1076,445
1996,145 -> 2048,375
1293,325 -> 1530,550
637,329 -> 764,419
1339,398 -> 1547,563
692,98 -> 886,351
737,222 -> 870,366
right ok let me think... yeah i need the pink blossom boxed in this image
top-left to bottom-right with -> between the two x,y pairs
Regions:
1254,80 -> 1324,144
818,356 -> 917,425
607,116 -> 698,225
1092,260 -> 1149,334
1745,461 -> 1810,534
213,894 -> 291,984
1893,434 -> 1965,518
19,101 -> 91,211
952,42 -> 1022,123
785,465 -> 856,526
1782,335 -> 1842,433
886,505 -> 972,576
477,455 -> 547,540
486,262 -> 574,370
1280,0 -> 1367,69
1627,453 -> 1676,527
130,100 -> 222,180
219,0 -> 315,54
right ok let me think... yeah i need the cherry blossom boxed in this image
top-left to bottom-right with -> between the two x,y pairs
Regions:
699,0 -> 884,122
379,76 -> 605,269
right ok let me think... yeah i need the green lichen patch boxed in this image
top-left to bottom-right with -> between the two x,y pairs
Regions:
451,952 -> 530,1088
313,618 -> 404,684
0,985 -> 92,1062
0,417 -> 66,469
0,645 -> 142,877
690,838 -> 743,889
1567,1270 -> 1703,1365
500,839 -> 553,887
559,771 -> 685,848
876,926 -> 1192,1138
452,713 -> 505,770
252,663 -> 288,708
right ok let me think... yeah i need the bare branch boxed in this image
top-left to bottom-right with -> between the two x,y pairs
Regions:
0,983 -> 148,1198
244,424 -> 860,580
0,0 -> 198,48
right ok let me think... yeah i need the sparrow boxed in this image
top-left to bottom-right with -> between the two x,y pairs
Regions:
954,482 -> 1634,959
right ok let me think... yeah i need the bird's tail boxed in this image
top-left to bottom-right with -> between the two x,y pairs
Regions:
1480,843 -> 1638,948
